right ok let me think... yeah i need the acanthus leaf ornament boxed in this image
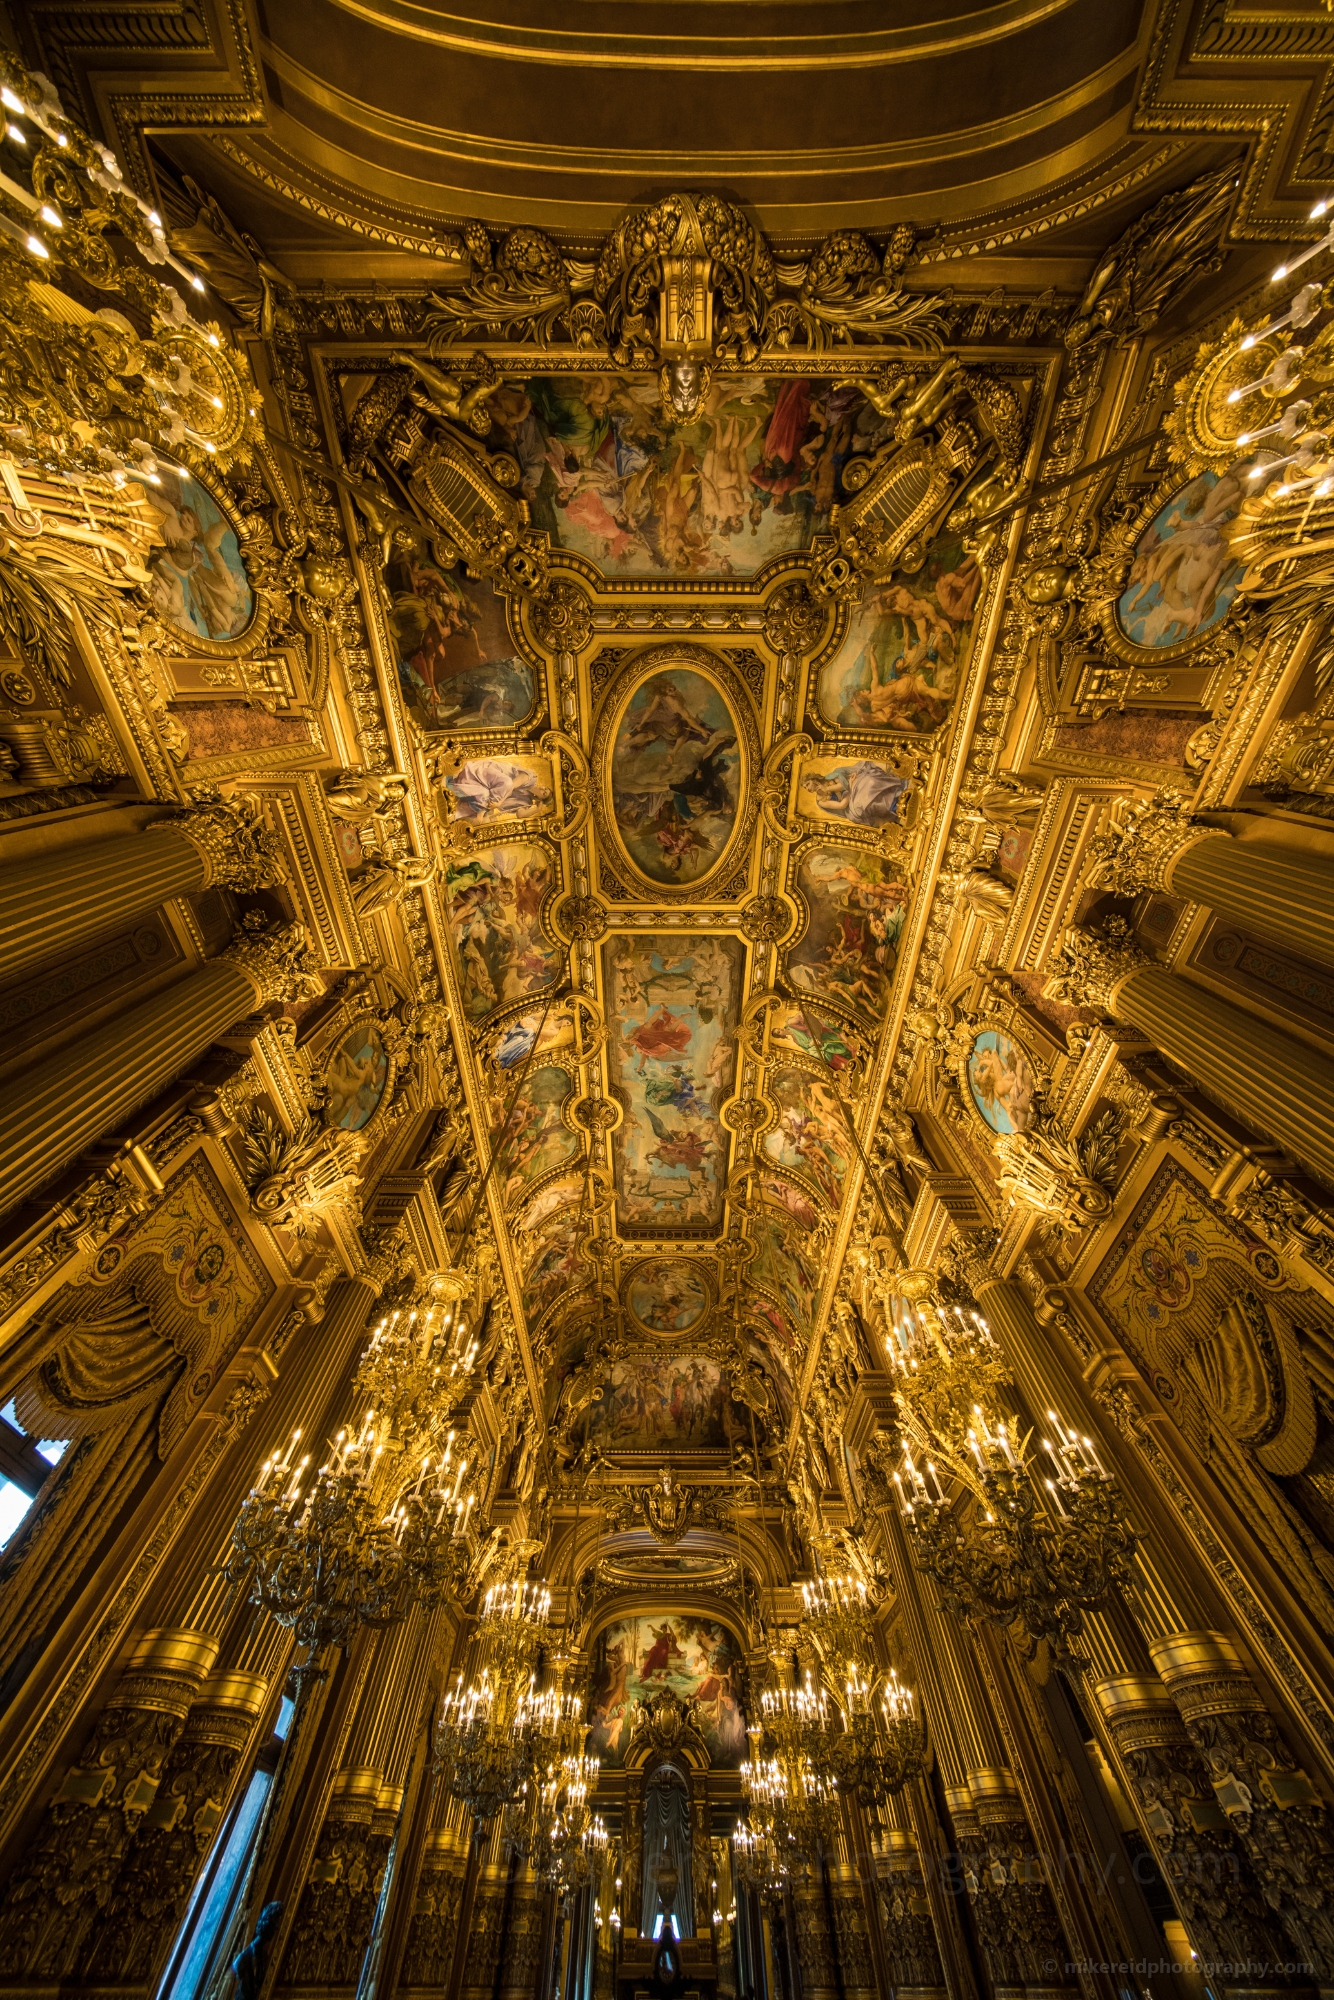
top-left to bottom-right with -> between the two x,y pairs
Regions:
1041,918 -> 1146,1018
1083,788 -> 1227,898
155,794 -> 289,893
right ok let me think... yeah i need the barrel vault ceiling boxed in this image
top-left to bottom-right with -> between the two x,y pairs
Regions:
11,0 -> 1334,1473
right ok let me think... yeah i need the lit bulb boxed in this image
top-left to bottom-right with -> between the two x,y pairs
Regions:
38,204 -> 61,229
190,274 -> 205,292
25,235 -> 48,259
148,210 -> 161,227
0,88 -> 21,114
1274,264 -> 1289,282
6,124 -> 26,145
1313,200 -> 1329,221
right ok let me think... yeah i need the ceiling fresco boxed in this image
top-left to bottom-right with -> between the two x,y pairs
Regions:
300,193 -> 1075,1470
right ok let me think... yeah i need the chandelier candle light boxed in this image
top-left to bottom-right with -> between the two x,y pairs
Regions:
879,1277 -> 1136,1663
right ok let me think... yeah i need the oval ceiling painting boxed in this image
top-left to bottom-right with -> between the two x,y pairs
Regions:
609,667 -> 741,885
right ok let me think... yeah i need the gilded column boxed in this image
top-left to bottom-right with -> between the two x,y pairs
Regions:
1150,1631 -> 1334,1985
0,1626 -> 221,1977
0,921 -> 321,1218
401,1803 -> 471,1991
1089,791 -> 1334,972
0,798 -> 288,983
872,1791 -> 948,2000
278,1609 -> 427,1992
1048,924 -> 1334,1188
83,1663 -> 273,1983
878,1506 -> 1070,1999
457,1817 -> 513,2000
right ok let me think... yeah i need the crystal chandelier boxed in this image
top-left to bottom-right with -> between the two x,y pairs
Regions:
223,1294 -> 484,1657
507,1752 -> 607,1897
887,1287 -> 1136,1663
742,1681 -> 844,1863
435,1570 -> 572,1824
800,1577 -> 926,1804
436,1669 -> 553,1825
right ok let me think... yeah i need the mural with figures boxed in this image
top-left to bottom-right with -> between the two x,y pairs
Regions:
386,549 -> 537,730
628,1259 -> 711,1333
445,844 -> 558,1022
584,1356 -> 742,1449
750,1214 -> 819,1333
798,754 -> 914,830
768,1004 -> 863,1075
131,461 -> 254,643
1116,464 -> 1247,650
787,847 -> 909,1019
492,1066 -> 578,1205
486,374 -> 891,578
441,755 -> 554,825
521,1215 -> 585,1327
604,934 -> 742,1232
762,1070 -> 853,1209
610,668 -> 741,885
588,1614 -> 746,1767
815,525 -> 980,732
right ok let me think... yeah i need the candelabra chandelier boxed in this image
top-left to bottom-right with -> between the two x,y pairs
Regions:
1162,196 -> 1334,609
507,1752 -> 608,1897
741,1680 -> 844,1864
800,1577 -> 926,1804
434,1571 -> 582,1825
223,1297 -> 483,1656
887,1288 -> 1136,1664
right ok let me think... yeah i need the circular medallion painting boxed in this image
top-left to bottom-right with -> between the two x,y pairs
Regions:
1115,464 -> 1247,650
966,1029 -> 1037,1135
127,457 -> 254,643
610,668 -> 741,885
627,1258 -> 711,1334
324,1017 -> 390,1131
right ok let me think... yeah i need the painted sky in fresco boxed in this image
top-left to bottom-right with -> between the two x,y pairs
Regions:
604,934 -> 741,1233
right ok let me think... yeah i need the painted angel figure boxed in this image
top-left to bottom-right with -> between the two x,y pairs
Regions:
139,486 -> 250,640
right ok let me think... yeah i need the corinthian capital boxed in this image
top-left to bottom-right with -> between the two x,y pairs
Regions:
159,795 -> 289,892
1043,918 -> 1145,1016
225,921 -> 325,1007
1084,787 -> 1224,898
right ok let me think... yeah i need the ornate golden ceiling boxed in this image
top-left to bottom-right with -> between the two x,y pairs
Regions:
15,0 -> 1325,283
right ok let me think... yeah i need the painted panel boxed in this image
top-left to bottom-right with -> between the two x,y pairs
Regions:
815,526 -> 980,732
609,668 -> 740,885
627,1259 -> 712,1334
761,1069 -> 852,1209
797,754 -> 914,830
604,935 -> 742,1232
492,1064 -> 578,1205
129,459 -> 253,641
786,847 -> 908,1020
441,755 -> 554,825
386,552 -> 536,730
1116,465 -> 1246,649
521,1213 -> 585,1327
445,843 -> 558,1023
586,1356 -> 739,1449
589,1614 -> 746,1767
489,374 -> 888,578
966,1028 -> 1038,1135
323,1017 -> 390,1131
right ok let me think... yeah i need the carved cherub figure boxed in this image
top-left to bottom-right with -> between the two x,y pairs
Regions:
392,349 -> 501,434
894,355 -> 965,439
